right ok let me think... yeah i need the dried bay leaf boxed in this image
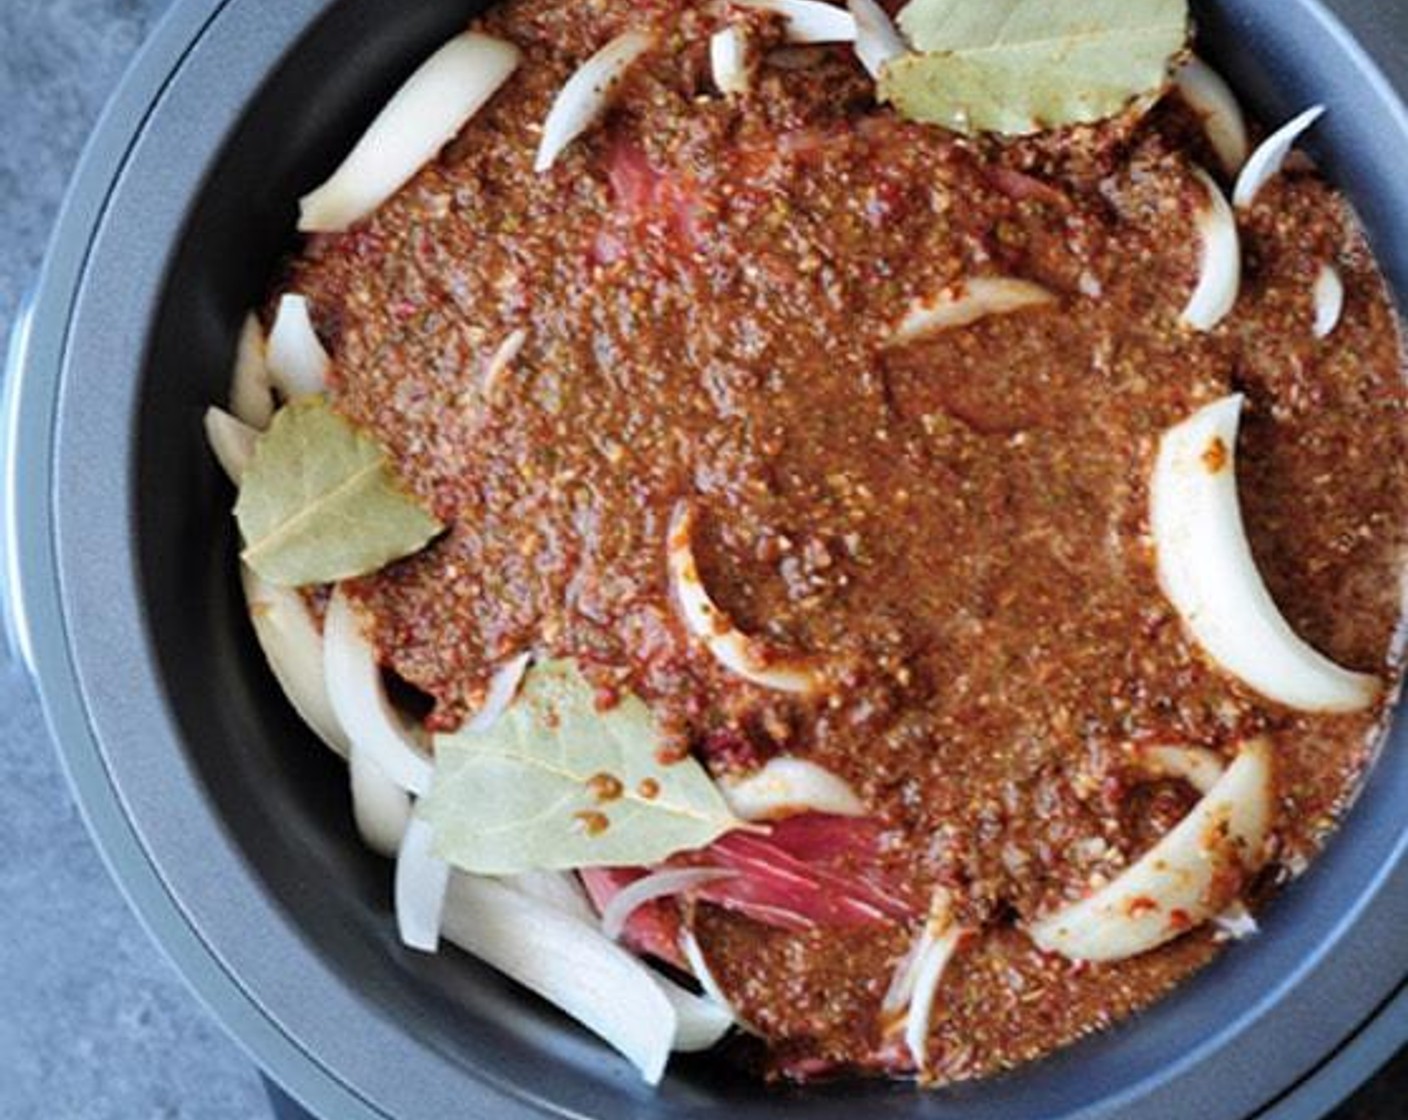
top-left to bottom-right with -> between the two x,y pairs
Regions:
236,398 -> 442,587
882,0 -> 1189,135
422,660 -> 740,875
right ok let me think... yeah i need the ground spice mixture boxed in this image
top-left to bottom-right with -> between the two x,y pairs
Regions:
284,0 -> 1408,1083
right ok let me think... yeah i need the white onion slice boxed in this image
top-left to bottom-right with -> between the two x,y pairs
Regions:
266,294 -> 331,399
500,870 -> 598,925
204,407 -> 258,485
1180,167 -> 1241,332
241,565 -> 350,759
734,0 -> 857,43
535,29 -> 655,174
1213,900 -> 1260,941
679,928 -> 738,1019
1174,57 -> 1249,175
659,978 -> 735,1051
1134,744 -> 1226,796
323,587 -> 435,795
299,32 -> 521,233
1233,105 -> 1325,210
465,651 -> 531,734
600,869 -> 736,941
710,26 -> 751,96
667,502 -> 828,695
482,328 -> 528,402
1028,738 -> 1275,962
848,0 -> 905,79
229,313 -> 275,429
351,747 -> 413,858
1151,395 -> 1380,712
904,925 -> 963,1073
1313,263 -> 1344,339
720,756 -> 865,820
396,816 -> 452,951
889,277 -> 1054,347
441,873 -> 678,1084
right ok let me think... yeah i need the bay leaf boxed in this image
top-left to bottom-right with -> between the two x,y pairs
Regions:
881,0 -> 1188,136
235,397 -> 442,587
421,659 -> 740,875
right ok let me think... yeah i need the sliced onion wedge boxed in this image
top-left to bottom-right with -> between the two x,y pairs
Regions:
465,651 -> 531,734
299,32 -> 521,233
904,925 -> 963,1074
734,0 -> 857,43
241,565 -> 349,759
1233,105 -> 1325,210
659,977 -> 734,1051
1028,738 -> 1275,962
1213,900 -> 1260,941
351,747 -> 413,859
600,868 -> 736,941
679,927 -> 741,1021
535,29 -> 655,174
441,873 -> 678,1084
396,816 -> 451,951
1180,167 -> 1240,332
1134,744 -> 1226,796
848,0 -> 905,80
1151,394 -> 1380,712
500,870 -> 598,925
229,313 -> 275,429
204,407 -> 258,485
266,294 -> 331,399
1174,57 -> 1249,175
668,502 -> 829,695
721,756 -> 865,820
888,277 -> 1054,347
710,25 -> 751,96
1313,263 -> 1344,339
323,586 -> 435,795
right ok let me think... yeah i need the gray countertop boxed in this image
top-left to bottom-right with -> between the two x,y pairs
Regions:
0,2 -> 1402,1117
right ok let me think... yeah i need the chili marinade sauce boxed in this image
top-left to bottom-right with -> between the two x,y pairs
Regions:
285,0 -> 1408,1085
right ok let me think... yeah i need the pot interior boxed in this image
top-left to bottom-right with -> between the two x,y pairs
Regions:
121,0 -> 1408,1116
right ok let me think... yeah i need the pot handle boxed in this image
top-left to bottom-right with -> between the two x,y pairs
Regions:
2,290 -> 36,671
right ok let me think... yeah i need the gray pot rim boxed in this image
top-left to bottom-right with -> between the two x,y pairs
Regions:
4,1 -> 1407,1118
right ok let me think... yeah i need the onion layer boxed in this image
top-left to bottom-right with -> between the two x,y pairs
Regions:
1233,105 -> 1325,210
1134,744 -> 1226,796
535,30 -> 655,174
241,565 -> 349,759
299,32 -> 521,232
848,0 -> 905,79
1180,167 -> 1240,332
500,870 -> 598,925
465,652 -> 531,734
1173,57 -> 1249,175
1313,263 -> 1344,339
600,868 -> 736,941
351,747 -> 413,859
889,277 -> 1054,346
721,756 -> 865,820
1028,738 -> 1274,962
323,586 -> 435,794
1151,395 -> 1380,712
204,407 -> 258,485
710,26 -> 751,95
396,817 -> 451,951
229,313 -> 275,429
441,873 -> 678,1083
668,502 -> 830,695
266,294 -> 331,399
735,0 -> 857,43
659,977 -> 734,1051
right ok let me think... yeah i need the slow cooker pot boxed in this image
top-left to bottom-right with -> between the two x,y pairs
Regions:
4,0 -> 1407,1116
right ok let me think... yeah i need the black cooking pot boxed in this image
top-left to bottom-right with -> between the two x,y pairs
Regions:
5,0 -> 1407,1117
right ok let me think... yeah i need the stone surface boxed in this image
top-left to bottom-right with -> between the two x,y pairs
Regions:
0,1 -> 1402,1118
0,2 -> 266,1117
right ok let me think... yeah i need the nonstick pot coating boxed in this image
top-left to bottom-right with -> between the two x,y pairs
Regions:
7,0 -> 1408,1117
